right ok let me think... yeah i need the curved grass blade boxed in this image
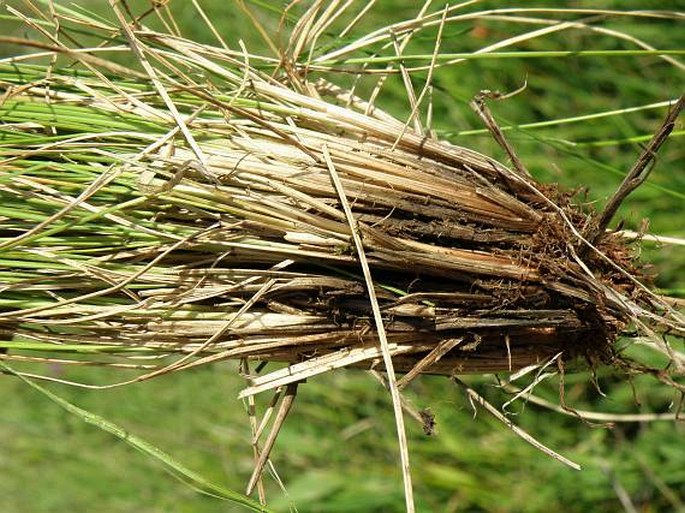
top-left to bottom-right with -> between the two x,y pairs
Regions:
0,361 -> 272,513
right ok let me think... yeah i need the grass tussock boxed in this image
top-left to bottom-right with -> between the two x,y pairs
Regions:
0,2 -> 684,509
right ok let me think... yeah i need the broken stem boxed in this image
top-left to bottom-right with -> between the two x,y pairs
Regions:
453,377 -> 581,471
585,94 -> 685,248
245,382 -> 300,496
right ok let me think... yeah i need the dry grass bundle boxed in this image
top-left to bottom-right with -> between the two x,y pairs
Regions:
1,2 -> 684,509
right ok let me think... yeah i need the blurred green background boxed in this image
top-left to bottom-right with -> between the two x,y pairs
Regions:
1,1 -> 683,512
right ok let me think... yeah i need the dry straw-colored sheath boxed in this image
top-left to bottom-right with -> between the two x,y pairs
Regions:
1,3 -> 684,511
0,5 -> 685,418
0,34 -> 683,391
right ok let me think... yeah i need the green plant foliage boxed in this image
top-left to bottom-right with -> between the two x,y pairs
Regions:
0,1 -> 683,512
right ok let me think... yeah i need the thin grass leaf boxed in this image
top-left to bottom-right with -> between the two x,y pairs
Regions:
0,361 -> 272,513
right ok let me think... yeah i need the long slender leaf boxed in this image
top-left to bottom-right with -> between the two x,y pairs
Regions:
0,362 -> 272,513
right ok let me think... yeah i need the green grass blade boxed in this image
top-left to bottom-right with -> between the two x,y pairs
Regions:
447,100 -> 679,136
317,49 -> 685,67
0,362 -> 272,513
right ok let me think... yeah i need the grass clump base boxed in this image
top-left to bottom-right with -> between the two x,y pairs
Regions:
0,2 -> 683,510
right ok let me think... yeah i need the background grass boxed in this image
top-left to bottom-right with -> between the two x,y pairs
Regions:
1,1 -> 684,512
